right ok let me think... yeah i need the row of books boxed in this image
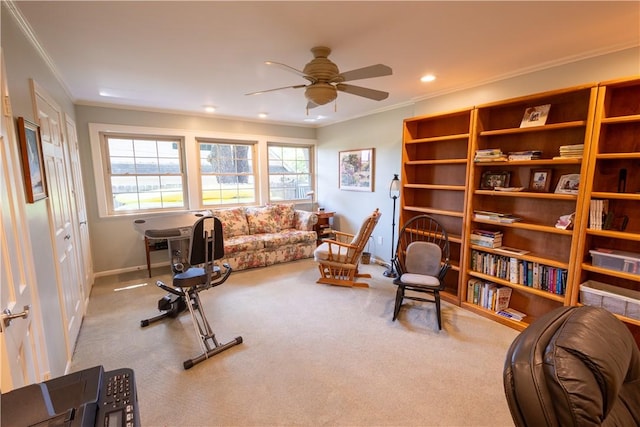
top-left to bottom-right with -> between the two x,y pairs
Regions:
589,199 -> 609,230
466,279 -> 527,321
469,229 -> 503,248
473,210 -> 521,223
467,279 -> 512,311
470,250 -> 567,295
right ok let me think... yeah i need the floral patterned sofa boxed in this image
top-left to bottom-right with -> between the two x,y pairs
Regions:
210,204 -> 318,271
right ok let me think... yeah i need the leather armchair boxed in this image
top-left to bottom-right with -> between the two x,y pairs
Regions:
503,306 -> 640,427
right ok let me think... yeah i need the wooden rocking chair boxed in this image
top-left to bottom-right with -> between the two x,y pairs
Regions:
314,208 -> 381,288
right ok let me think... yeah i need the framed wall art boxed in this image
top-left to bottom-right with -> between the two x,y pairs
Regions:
529,168 -> 552,192
339,148 -> 374,192
16,117 -> 48,203
480,170 -> 510,190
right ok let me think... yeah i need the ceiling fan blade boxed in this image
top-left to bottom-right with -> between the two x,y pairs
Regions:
336,83 -> 389,101
335,64 -> 392,82
245,84 -> 307,96
265,61 -> 317,83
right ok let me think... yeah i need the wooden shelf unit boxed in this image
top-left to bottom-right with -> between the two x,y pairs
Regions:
400,108 -> 474,305
400,78 -> 640,343
572,76 -> 640,342
461,84 -> 598,327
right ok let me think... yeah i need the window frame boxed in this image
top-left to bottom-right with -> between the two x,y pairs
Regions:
101,132 -> 188,214
89,123 -> 316,218
267,142 -> 315,203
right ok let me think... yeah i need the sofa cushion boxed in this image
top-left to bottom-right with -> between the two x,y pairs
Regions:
268,203 -> 296,230
260,230 -> 317,248
224,235 -> 265,254
213,207 -> 249,239
245,206 -> 280,234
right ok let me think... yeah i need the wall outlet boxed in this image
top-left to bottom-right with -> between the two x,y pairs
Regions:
377,236 -> 383,245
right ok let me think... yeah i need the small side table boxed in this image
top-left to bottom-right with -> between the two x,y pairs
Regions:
314,211 -> 335,244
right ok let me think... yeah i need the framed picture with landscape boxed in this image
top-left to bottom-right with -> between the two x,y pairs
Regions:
16,117 -> 48,203
529,168 -> 552,192
339,148 -> 374,192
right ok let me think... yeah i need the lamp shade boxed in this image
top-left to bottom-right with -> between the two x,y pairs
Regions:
389,174 -> 400,199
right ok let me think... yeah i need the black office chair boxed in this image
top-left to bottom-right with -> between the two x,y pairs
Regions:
140,215 -> 242,369
392,215 -> 450,329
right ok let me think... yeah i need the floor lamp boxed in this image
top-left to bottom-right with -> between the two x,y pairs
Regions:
383,174 -> 400,278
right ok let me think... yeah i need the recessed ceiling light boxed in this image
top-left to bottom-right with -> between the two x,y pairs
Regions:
204,106 -> 216,113
258,113 -> 268,119
420,74 -> 436,83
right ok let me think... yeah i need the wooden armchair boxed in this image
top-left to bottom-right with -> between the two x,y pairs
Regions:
314,208 -> 381,287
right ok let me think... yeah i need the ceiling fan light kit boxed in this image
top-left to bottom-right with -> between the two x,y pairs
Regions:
247,46 -> 392,109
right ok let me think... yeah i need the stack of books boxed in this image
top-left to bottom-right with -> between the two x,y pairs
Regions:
474,148 -> 507,162
474,210 -> 522,223
555,144 -> 584,159
507,150 -> 542,161
470,229 -> 503,248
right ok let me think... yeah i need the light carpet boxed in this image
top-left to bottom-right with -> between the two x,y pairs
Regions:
71,259 -> 518,426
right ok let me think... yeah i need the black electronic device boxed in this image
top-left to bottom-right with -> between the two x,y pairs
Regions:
1,365 -> 140,427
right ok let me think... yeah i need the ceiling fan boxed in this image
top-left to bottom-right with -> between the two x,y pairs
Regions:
246,46 -> 392,109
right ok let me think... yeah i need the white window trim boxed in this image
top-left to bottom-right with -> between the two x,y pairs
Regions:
89,122 -> 317,218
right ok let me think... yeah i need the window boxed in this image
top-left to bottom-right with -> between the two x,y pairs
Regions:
198,139 -> 257,206
103,134 -> 186,212
268,143 -> 313,201
89,122 -> 316,217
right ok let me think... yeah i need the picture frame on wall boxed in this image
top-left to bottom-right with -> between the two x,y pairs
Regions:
529,168 -> 552,192
480,170 -> 511,190
339,148 -> 374,192
555,173 -> 580,195
16,117 -> 48,203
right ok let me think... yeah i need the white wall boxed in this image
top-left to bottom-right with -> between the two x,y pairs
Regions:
317,47 -> 639,265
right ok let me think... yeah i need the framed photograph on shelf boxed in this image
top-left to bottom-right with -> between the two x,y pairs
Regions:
529,168 -> 552,192
339,148 -> 374,192
16,117 -> 48,203
520,104 -> 551,128
555,173 -> 580,195
480,170 -> 511,190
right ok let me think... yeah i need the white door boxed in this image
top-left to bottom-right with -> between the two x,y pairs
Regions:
32,80 -> 82,359
65,114 -> 93,308
0,52 -> 48,391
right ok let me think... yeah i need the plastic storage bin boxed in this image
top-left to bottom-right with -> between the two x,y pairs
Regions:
589,249 -> 640,275
580,280 -> 640,320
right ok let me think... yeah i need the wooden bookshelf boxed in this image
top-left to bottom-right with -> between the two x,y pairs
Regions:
571,76 -> 640,344
461,84 -> 598,326
400,108 -> 474,305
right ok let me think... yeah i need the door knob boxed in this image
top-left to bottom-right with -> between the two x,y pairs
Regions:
2,305 -> 30,328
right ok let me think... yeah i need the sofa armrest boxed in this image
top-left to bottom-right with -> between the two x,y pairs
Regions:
295,210 -> 318,231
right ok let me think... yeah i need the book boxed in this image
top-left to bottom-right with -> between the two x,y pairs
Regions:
493,246 -> 530,255
494,287 -> 513,312
507,150 -> 542,161
496,308 -> 526,321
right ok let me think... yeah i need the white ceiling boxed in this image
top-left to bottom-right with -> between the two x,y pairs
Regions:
10,1 -> 640,127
